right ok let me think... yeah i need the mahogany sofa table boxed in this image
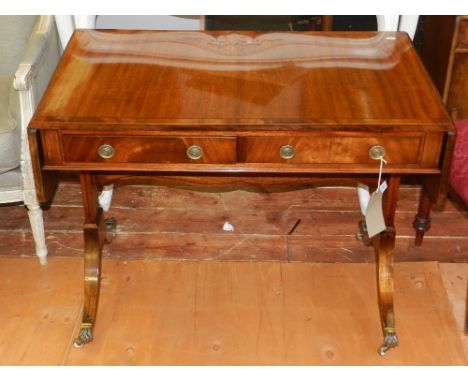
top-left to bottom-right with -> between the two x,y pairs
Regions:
28,30 -> 455,355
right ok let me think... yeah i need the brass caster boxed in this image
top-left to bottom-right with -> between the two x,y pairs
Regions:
356,230 -> 364,240
356,219 -> 367,241
378,330 -> 399,356
73,325 -> 93,349
73,339 -> 84,349
104,217 -> 117,244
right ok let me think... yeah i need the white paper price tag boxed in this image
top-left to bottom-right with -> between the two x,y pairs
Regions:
365,190 -> 386,238
379,180 -> 388,194
356,182 -> 387,239
357,183 -> 370,216
356,154 -> 388,238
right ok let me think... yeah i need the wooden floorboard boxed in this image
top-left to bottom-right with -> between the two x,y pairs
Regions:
439,263 -> 468,358
0,257 -> 82,365
0,179 -> 466,364
0,257 -> 465,365
0,180 -> 467,262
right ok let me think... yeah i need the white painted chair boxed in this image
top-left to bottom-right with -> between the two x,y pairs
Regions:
0,16 -> 62,265
54,15 -> 203,48
54,15 -> 97,49
377,15 -> 419,40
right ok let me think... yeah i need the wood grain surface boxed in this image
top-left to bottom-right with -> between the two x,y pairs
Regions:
1,181 -> 467,262
0,257 -> 465,365
30,31 -> 450,129
27,30 -> 454,209
0,257 -> 82,365
16,30 -> 463,359
420,16 -> 468,120
440,263 -> 468,354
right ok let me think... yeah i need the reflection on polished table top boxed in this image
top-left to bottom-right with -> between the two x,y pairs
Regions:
28,30 -> 455,355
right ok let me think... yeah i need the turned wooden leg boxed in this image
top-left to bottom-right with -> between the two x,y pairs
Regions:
74,173 -> 105,348
413,186 -> 432,246
321,16 -> 334,31
26,202 -> 48,265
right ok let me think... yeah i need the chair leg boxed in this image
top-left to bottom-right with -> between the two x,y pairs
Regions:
26,202 -> 48,265
413,186 -> 432,246
321,16 -> 334,31
98,184 -> 114,212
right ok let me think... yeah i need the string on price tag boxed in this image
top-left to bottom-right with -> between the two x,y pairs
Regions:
377,155 -> 388,191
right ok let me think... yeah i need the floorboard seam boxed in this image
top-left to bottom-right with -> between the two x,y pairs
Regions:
61,304 -> 84,365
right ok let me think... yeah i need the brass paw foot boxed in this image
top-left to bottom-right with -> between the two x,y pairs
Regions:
73,324 -> 93,348
356,219 -> 372,246
378,329 -> 399,356
356,219 -> 367,240
104,217 -> 117,244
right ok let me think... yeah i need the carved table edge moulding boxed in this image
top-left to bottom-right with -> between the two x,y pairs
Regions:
28,30 -> 455,356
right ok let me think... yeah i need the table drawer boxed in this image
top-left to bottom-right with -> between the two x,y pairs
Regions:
242,135 -> 426,165
62,136 -> 237,164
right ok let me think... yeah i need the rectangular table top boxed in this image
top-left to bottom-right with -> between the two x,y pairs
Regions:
30,30 -> 452,132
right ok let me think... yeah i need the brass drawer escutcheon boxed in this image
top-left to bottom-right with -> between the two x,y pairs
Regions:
279,144 -> 296,160
187,145 -> 203,160
369,145 -> 385,160
98,144 -> 115,159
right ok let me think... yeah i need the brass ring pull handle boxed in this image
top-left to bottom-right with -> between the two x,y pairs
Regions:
279,144 -> 296,160
369,145 -> 386,160
187,145 -> 203,160
98,144 -> 115,159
